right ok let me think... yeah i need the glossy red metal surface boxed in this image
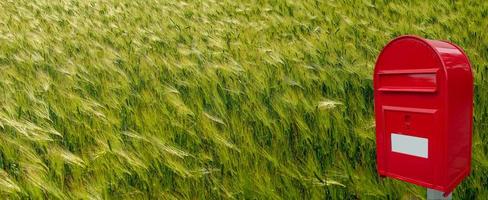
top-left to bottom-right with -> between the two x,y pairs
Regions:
374,35 -> 473,194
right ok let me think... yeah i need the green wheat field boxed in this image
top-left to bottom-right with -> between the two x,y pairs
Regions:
0,0 -> 487,199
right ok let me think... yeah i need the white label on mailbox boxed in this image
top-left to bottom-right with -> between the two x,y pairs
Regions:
391,133 -> 428,158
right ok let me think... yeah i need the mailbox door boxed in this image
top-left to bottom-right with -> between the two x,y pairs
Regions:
382,106 -> 440,186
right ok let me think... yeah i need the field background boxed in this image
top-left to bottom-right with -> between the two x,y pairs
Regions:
0,0 -> 487,199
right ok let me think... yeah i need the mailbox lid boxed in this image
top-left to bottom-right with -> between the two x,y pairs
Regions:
374,35 -> 446,94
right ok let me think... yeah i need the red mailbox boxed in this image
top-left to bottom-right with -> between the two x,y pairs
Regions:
374,35 -> 473,194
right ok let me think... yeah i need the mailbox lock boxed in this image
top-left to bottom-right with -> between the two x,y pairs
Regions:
404,114 -> 411,129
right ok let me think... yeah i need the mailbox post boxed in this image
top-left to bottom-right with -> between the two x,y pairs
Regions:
374,35 -> 473,199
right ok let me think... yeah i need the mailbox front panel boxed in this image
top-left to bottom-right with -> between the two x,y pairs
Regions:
374,36 -> 447,190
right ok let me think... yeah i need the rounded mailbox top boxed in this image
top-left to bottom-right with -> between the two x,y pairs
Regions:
374,35 -> 473,88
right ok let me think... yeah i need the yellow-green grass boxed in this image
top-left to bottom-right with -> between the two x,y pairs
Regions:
0,0 -> 487,199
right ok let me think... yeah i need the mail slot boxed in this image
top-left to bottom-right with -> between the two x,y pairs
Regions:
374,35 -> 473,194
